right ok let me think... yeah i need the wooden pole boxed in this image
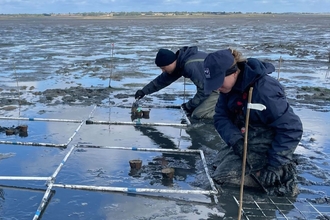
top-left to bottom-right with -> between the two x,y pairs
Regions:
277,56 -> 282,80
109,43 -> 114,88
238,87 -> 253,220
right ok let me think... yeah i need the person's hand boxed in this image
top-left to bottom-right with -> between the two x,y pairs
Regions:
232,139 -> 244,158
232,139 -> 252,172
135,90 -> 145,100
181,103 -> 192,116
259,165 -> 282,187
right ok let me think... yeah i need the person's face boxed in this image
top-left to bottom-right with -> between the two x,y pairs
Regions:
218,71 -> 239,93
159,60 -> 176,74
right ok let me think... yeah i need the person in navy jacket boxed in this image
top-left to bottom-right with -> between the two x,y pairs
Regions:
204,49 -> 303,195
135,46 -> 219,119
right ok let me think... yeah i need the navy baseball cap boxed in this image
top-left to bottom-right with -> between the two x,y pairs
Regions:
203,49 -> 237,94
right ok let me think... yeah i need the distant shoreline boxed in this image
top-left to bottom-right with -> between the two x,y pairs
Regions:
0,13 -> 329,20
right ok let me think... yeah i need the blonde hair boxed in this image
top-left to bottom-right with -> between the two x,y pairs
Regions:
229,48 -> 246,65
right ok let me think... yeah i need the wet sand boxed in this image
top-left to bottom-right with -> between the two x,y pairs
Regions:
0,15 -> 330,219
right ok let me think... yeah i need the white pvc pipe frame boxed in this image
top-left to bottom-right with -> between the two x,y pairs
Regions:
0,106 -> 207,219
32,144 -> 219,219
0,106 -> 191,148
71,145 -> 218,197
86,105 -> 191,127
0,116 -> 86,148
86,120 -> 189,127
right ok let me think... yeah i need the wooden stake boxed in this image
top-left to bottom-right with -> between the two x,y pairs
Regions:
238,87 -> 253,220
109,43 -> 114,88
277,56 -> 282,80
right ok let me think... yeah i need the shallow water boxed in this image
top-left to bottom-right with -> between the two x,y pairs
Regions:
0,15 -> 330,219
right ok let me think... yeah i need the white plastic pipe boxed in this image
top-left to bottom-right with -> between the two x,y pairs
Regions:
0,176 -> 51,181
52,183 -> 217,195
0,116 -> 82,123
86,120 -> 188,127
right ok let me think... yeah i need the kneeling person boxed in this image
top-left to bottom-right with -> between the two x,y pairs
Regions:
204,49 -> 303,195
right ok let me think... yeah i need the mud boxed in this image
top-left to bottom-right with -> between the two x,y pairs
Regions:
1,15 -> 330,219
1,85 -> 330,111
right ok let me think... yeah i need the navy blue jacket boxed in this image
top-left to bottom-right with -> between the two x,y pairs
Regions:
214,58 -> 303,167
142,46 -> 208,110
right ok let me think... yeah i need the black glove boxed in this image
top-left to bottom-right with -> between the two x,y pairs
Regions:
232,139 -> 244,158
281,162 -> 297,183
259,165 -> 282,187
232,138 -> 252,172
181,103 -> 193,116
135,90 -> 145,100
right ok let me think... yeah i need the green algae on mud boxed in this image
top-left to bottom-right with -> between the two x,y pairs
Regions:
1,85 -> 329,111
295,86 -> 330,110
299,86 -> 330,98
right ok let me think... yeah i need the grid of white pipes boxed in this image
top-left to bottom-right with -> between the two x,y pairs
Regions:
0,105 -> 219,220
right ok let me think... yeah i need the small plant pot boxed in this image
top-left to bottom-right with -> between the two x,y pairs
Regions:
86,120 -> 94,124
19,131 -> 28,137
129,159 -> 142,170
18,125 -> 28,133
161,168 -> 175,179
142,110 -> 150,119
134,111 -> 143,118
5,129 -> 14,135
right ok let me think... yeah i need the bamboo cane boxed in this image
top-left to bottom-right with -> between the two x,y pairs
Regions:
238,87 -> 253,220
108,42 -> 114,88
277,56 -> 282,80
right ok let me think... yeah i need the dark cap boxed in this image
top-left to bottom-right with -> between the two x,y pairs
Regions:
203,49 -> 237,94
155,48 -> 176,67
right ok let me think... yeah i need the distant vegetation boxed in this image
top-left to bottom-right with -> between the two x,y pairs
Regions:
0,11 -> 327,18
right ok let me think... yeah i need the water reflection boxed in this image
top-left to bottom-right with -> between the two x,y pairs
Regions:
134,126 -> 197,187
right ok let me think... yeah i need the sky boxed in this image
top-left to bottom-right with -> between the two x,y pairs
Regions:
0,0 -> 329,14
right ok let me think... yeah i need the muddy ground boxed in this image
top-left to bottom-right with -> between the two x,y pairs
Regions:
1,15 -> 330,219
1,84 -> 330,111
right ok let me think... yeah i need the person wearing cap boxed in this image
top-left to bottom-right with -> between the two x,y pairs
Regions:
204,48 -> 303,195
134,46 -> 219,119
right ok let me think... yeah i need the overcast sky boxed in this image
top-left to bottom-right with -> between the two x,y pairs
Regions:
0,0 -> 329,14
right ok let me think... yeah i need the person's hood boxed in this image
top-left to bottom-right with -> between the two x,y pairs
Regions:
234,58 -> 275,92
176,46 -> 199,69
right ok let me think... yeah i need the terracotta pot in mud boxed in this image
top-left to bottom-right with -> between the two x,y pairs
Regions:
162,168 -> 175,179
142,110 -> 150,119
129,159 -> 142,170
5,129 -> 14,135
18,125 -> 28,133
19,131 -> 28,137
136,111 -> 143,118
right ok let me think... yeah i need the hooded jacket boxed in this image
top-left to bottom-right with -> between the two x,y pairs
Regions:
141,46 -> 208,111
214,58 -> 303,167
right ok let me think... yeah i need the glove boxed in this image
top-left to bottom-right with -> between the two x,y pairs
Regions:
232,138 -> 252,171
280,162 -> 297,183
135,90 -> 145,100
232,139 -> 244,158
181,103 -> 193,116
259,165 -> 282,187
